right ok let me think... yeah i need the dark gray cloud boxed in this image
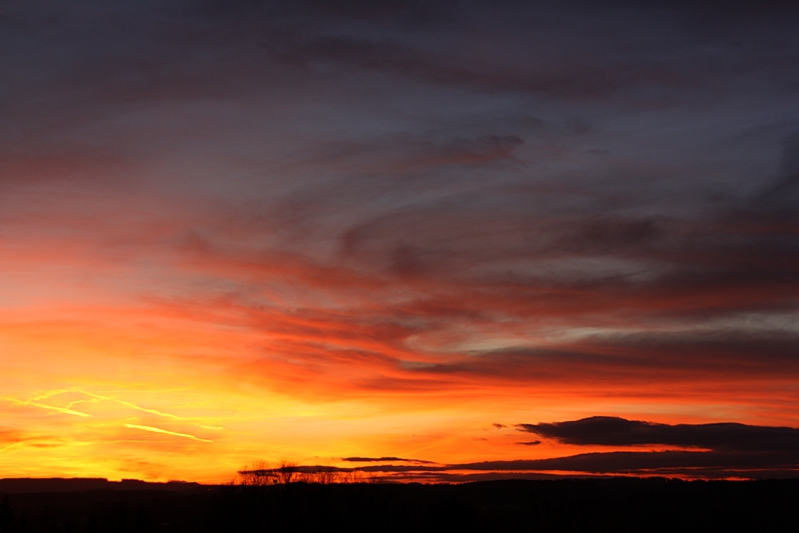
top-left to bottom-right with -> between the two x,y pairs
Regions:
5,0 -> 798,116
407,332 -> 799,386
342,456 -> 434,463
447,451 -> 799,478
518,417 -> 799,453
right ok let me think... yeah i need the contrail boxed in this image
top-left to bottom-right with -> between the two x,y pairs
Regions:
124,424 -> 213,443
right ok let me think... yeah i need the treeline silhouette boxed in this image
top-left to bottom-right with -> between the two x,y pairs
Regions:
237,459 -> 371,486
2,478 -> 799,532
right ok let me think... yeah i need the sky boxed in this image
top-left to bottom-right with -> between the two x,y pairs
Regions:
1,0 -> 799,483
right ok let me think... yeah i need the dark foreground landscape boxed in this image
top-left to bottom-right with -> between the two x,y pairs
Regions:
1,478 -> 798,533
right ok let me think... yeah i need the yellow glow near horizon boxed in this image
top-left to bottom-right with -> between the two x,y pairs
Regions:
1,206 -> 796,484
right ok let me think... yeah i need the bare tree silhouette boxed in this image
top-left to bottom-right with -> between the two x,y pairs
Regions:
237,459 -> 378,484
237,460 -> 277,486
275,459 -> 299,484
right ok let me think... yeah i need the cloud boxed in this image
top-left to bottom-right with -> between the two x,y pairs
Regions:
341,456 -> 434,463
408,330 -> 799,387
259,446 -> 799,481
518,417 -> 799,453
448,451 -> 799,478
283,417 -> 799,480
0,428 -> 26,446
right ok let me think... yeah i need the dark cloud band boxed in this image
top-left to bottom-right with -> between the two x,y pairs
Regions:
517,417 -> 799,452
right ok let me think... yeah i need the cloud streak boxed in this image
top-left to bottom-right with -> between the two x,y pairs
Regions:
518,417 -> 799,453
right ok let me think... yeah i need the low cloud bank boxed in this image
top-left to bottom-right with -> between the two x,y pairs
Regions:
255,418 -> 799,481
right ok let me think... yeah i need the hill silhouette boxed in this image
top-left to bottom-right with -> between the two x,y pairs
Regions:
1,477 -> 798,532
0,478 -> 202,494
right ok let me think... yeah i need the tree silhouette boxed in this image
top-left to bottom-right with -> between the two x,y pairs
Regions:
237,460 -> 276,486
275,459 -> 299,484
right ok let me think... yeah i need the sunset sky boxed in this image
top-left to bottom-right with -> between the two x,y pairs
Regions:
2,0 -> 799,483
